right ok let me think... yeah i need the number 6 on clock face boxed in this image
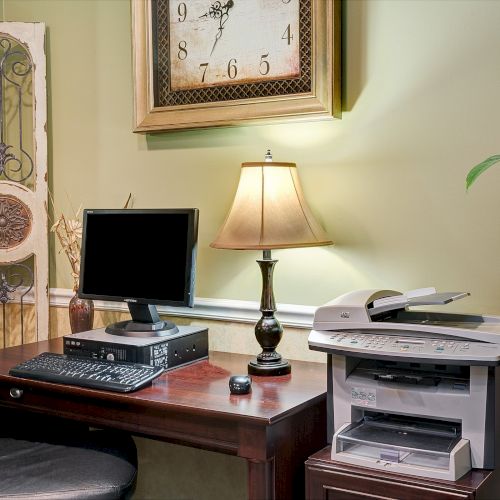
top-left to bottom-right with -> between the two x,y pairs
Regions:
168,0 -> 300,90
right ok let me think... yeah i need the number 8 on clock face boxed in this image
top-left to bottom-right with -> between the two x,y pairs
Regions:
168,0 -> 300,91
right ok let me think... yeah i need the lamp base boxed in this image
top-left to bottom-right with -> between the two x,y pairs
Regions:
248,357 -> 291,376
249,252 -> 293,377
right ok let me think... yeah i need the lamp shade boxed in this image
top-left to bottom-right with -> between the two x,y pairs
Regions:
211,161 -> 332,250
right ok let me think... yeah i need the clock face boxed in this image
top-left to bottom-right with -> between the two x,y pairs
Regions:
168,0 -> 301,91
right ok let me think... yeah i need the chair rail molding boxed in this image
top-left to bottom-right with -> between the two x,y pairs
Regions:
48,288 -> 315,329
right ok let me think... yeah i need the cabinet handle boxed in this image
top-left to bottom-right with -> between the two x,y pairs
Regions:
9,388 -> 23,399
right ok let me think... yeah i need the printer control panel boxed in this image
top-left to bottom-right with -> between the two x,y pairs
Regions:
324,332 -> 497,361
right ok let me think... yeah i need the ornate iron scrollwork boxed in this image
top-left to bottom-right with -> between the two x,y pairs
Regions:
0,262 -> 34,345
0,263 -> 33,304
0,37 -> 34,183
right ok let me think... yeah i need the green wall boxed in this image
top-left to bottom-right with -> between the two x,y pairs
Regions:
5,0 -> 500,315
3,1 -> 500,498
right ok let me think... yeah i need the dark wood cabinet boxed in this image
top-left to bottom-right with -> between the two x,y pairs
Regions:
306,447 -> 499,500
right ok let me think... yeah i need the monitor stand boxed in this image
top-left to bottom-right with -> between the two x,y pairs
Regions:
105,303 -> 179,338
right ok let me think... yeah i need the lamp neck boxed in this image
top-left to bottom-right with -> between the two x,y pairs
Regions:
262,249 -> 272,260
257,256 -> 277,313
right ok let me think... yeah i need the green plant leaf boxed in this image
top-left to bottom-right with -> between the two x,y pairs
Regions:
466,155 -> 500,190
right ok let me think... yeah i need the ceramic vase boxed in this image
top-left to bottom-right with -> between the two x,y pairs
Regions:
69,292 -> 94,333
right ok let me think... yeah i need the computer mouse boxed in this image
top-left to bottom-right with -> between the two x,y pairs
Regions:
229,375 -> 252,395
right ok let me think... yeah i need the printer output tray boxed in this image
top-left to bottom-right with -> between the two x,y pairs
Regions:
339,417 -> 459,456
333,416 -> 471,481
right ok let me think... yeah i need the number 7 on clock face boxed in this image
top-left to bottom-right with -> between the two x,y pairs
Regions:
168,0 -> 301,91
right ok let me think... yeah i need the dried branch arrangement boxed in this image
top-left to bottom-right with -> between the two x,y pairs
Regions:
51,206 -> 83,292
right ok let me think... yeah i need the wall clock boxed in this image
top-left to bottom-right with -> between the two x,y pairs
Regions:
132,0 -> 341,132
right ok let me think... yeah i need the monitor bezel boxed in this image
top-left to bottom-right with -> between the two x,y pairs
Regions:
78,208 -> 198,308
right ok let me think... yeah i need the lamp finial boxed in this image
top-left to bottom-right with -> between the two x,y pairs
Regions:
265,149 -> 273,162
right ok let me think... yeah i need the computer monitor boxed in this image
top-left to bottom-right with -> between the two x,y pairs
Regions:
78,208 -> 198,337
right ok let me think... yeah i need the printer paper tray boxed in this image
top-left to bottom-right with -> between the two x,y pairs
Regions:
333,420 -> 471,481
342,443 -> 452,470
339,417 -> 460,456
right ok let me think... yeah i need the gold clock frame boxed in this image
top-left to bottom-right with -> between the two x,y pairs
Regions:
132,0 -> 341,133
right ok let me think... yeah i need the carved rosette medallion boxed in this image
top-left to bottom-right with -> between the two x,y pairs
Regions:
0,195 -> 32,248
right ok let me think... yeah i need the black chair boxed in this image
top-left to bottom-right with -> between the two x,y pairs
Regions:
0,412 -> 137,499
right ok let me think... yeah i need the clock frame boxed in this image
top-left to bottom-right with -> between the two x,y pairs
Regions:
132,0 -> 341,132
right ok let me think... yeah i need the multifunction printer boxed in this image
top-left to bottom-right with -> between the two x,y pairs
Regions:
308,288 -> 500,481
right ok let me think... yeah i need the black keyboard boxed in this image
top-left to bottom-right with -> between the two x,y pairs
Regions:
9,353 -> 164,393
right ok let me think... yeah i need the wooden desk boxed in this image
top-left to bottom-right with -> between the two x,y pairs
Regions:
0,339 -> 327,500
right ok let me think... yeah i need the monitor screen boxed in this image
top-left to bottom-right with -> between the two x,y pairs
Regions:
79,209 -> 198,310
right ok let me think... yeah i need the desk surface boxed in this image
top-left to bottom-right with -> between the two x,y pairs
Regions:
0,338 -> 326,423
0,338 -> 328,500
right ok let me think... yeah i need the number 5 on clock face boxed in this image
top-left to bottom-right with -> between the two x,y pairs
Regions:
168,0 -> 301,91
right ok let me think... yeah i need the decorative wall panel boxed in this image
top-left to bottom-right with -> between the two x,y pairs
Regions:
0,23 -> 48,346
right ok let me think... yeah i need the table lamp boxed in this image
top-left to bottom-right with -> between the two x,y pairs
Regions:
210,151 -> 333,376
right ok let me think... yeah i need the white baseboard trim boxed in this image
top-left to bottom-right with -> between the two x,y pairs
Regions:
49,288 -> 315,329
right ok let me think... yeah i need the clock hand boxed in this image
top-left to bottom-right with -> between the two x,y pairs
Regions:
199,0 -> 234,55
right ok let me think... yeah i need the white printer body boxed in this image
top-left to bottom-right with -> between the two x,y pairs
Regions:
308,288 -> 500,481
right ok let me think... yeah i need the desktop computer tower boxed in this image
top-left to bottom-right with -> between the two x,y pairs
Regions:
63,325 -> 208,370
